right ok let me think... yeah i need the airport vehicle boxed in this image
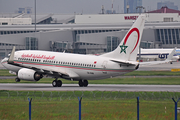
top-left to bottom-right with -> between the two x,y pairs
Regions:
0,15 -> 173,87
139,48 -> 180,61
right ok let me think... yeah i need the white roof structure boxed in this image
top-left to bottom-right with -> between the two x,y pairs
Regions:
75,13 -> 180,24
0,13 -> 75,24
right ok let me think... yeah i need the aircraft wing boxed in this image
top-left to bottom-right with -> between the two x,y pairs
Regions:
139,48 -> 176,66
7,46 -> 79,79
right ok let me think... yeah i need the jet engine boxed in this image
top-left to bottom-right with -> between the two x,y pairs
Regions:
18,68 -> 42,81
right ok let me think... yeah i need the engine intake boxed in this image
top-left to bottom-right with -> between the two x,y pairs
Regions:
18,68 -> 42,81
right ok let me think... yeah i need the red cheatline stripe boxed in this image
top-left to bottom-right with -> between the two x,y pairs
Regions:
14,61 -> 134,72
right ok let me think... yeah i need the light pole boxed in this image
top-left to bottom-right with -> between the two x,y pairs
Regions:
35,0 -> 36,33
126,5 -> 129,13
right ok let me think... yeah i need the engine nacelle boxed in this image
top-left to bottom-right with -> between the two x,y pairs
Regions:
18,68 -> 42,81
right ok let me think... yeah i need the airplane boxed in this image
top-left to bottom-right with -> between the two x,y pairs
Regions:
0,15 -> 174,87
138,48 -> 180,61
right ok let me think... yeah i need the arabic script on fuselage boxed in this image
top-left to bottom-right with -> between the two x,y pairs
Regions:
21,54 -> 55,60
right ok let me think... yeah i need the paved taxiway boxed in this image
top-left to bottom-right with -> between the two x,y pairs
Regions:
0,83 -> 180,92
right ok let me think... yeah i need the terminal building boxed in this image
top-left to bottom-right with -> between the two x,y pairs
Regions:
0,7 -> 180,59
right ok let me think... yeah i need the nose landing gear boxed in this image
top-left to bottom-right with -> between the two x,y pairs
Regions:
15,78 -> 20,82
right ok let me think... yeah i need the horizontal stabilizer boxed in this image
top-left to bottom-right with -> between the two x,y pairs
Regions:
110,59 -> 138,66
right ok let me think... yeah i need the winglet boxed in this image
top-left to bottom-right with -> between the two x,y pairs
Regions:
166,47 -> 176,62
8,46 -> 16,64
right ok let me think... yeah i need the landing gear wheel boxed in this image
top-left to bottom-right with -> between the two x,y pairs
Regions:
78,80 -> 84,87
57,80 -> 62,87
15,78 -> 20,82
52,80 -> 57,87
78,80 -> 88,87
83,80 -> 88,87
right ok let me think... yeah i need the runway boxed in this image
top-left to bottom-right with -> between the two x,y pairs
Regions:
0,83 -> 180,92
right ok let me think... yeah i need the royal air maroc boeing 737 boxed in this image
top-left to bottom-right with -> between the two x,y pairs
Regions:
0,15 -> 174,87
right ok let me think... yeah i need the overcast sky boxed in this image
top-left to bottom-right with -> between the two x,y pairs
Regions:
0,0 -> 180,14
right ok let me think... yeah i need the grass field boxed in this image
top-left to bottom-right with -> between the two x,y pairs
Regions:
1,69 -> 180,119
1,69 -> 180,85
0,91 -> 180,120
0,69 -> 16,76
1,69 -> 180,76
0,100 -> 178,120
125,71 -> 180,76
1,77 -> 180,85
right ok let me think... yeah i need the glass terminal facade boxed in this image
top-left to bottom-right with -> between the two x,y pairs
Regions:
156,29 -> 180,45
25,37 -> 38,50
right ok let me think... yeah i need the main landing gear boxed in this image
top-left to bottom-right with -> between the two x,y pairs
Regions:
52,79 -> 62,87
15,77 -> 20,82
78,80 -> 88,87
52,79 -> 88,87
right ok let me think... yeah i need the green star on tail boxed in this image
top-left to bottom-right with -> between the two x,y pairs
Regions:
120,42 -> 128,54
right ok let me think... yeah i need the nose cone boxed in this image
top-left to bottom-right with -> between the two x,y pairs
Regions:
1,57 -> 8,67
0,59 -> 3,65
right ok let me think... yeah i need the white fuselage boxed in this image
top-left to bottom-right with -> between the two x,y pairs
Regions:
1,50 -> 136,80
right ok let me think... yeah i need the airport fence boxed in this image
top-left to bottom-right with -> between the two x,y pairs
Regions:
1,90 -> 180,119
0,90 -> 180,102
